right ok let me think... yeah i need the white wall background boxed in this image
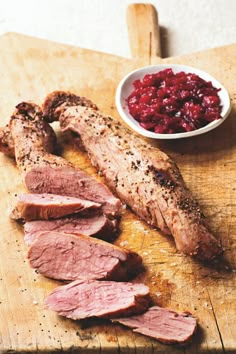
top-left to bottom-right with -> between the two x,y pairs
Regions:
0,0 -> 235,58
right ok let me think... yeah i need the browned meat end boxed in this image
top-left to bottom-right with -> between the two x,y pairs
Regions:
24,214 -> 119,245
9,102 -> 60,176
45,279 -> 150,320
112,306 -> 197,345
25,166 -> 122,218
0,125 -> 15,157
10,193 -> 101,221
27,231 -> 143,281
42,90 -> 98,122
41,91 -> 223,261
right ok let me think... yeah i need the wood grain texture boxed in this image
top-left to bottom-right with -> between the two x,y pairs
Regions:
127,3 -> 162,60
0,29 -> 235,354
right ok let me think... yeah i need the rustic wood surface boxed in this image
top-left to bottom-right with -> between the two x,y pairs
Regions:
0,4 -> 235,353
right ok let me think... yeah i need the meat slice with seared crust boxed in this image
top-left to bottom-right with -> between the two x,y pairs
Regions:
24,214 -> 118,245
112,306 -> 197,345
25,166 -> 122,217
28,231 -> 143,281
45,279 -> 150,320
1,102 -> 122,218
42,91 -> 223,261
10,193 -> 101,221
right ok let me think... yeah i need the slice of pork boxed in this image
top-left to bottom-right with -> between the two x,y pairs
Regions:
25,167 -> 122,218
113,306 -> 197,345
24,214 -> 118,245
10,193 -> 101,221
27,231 -> 143,281
45,279 -> 150,320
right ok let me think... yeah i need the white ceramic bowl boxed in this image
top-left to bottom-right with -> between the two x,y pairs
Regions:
116,64 -> 231,139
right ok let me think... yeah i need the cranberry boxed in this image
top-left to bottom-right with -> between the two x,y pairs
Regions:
203,95 -> 220,107
140,122 -> 156,130
127,68 -> 222,134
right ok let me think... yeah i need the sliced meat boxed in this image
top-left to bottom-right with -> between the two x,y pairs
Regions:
27,231 -> 143,281
42,91 -> 223,261
24,214 -> 118,245
2,102 -> 121,218
45,279 -> 150,320
112,306 -> 197,345
10,193 -> 101,221
25,167 -> 122,217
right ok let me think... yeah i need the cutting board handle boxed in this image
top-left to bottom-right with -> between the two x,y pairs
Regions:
127,3 -> 162,61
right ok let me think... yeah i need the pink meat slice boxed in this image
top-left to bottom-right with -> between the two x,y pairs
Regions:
112,306 -> 197,344
45,279 -> 150,320
25,166 -> 122,218
27,231 -> 143,281
24,214 -> 118,245
10,193 -> 101,221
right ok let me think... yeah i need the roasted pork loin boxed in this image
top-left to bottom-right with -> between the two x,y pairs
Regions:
28,231 -> 143,281
45,279 -> 150,320
24,213 -> 118,245
113,306 -> 197,344
42,91 -> 222,261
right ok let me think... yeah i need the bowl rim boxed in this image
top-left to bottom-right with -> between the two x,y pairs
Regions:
115,63 -> 231,139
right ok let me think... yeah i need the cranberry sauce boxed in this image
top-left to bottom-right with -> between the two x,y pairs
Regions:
127,68 -> 222,134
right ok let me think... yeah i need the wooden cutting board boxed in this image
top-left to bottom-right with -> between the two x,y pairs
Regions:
0,4 -> 235,353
